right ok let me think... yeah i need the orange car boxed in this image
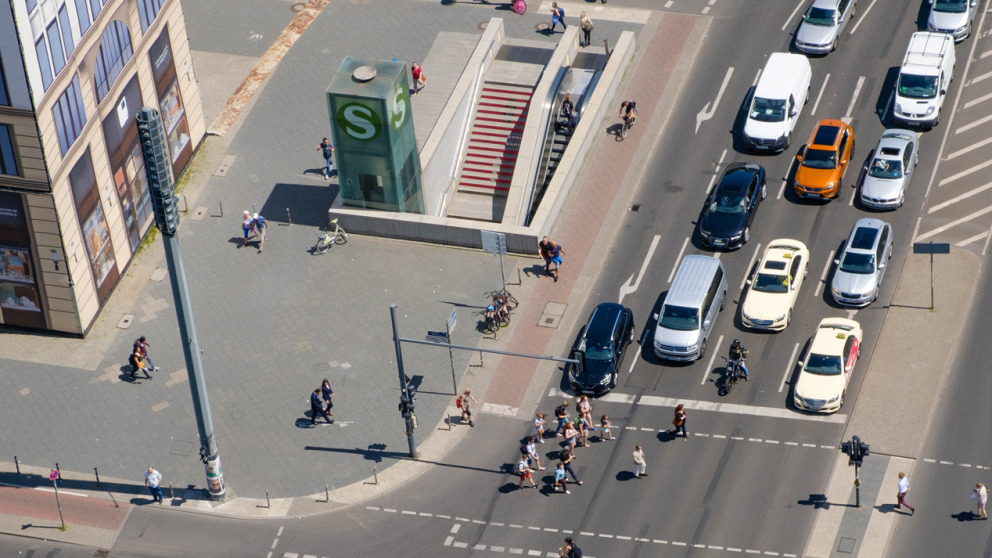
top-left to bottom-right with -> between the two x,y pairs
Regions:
794,119 -> 855,200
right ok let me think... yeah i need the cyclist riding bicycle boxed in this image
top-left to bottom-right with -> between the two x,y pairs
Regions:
619,100 -> 637,127
729,339 -> 750,380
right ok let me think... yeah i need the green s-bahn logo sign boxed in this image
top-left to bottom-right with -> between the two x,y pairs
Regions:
337,85 -> 408,142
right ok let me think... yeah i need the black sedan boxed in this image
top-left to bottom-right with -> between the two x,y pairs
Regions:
698,162 -> 767,249
569,303 -> 635,396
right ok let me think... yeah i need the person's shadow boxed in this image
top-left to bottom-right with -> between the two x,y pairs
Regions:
951,511 -> 986,522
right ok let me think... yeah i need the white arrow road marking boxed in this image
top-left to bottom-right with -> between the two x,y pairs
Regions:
619,235 -> 661,304
696,67 -> 734,134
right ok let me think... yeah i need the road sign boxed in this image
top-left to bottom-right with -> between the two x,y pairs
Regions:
912,242 -> 950,254
447,309 -> 457,332
426,331 -> 448,343
50,470 -> 59,481
481,230 -> 507,255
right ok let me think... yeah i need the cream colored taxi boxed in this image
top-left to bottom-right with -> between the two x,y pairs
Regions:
793,318 -> 862,413
741,239 -> 809,331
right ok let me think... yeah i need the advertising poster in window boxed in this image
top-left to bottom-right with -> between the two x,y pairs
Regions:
0,191 -> 46,329
69,150 -> 118,302
102,76 -> 153,252
149,25 -> 192,173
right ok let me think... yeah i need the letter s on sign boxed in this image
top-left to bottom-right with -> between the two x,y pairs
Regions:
391,84 -> 407,130
339,103 -> 382,141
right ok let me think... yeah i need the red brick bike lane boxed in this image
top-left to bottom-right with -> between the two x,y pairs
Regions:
482,12 -> 701,411
0,484 -> 130,531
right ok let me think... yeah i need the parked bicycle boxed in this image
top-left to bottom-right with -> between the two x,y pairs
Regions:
486,289 -> 519,312
314,218 -> 348,254
480,307 -> 500,334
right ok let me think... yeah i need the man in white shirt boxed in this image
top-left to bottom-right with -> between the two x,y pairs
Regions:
633,445 -> 647,478
896,472 -> 915,514
145,466 -> 164,504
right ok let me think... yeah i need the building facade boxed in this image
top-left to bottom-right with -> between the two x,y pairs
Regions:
0,0 -> 203,334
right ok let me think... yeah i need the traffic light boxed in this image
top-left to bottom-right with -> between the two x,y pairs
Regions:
841,441 -> 854,465
405,377 -> 418,403
857,439 -> 870,464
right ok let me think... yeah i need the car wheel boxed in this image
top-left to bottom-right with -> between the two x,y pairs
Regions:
850,139 -> 855,158
609,372 -> 617,389
743,226 -> 750,244
831,36 -> 839,52
699,338 -> 706,358
852,1 -> 857,16
761,183 -> 767,200
786,132 -> 792,149
720,292 -> 726,311
804,263 -> 809,279
787,309 -> 792,327
840,389 -> 846,407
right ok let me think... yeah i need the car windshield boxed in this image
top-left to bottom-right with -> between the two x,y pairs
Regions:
934,0 -> 968,13
710,194 -> 747,215
750,97 -> 786,122
659,305 -> 699,331
584,340 -> 613,361
805,353 -> 843,375
804,6 -> 838,26
898,74 -> 938,99
753,273 -> 789,293
868,158 -> 903,179
802,148 -> 837,169
839,252 -> 875,274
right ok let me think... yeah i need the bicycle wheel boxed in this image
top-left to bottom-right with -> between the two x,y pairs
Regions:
487,317 -> 499,334
334,229 -> 348,245
315,239 -> 330,254
498,313 -> 511,327
503,292 -> 518,310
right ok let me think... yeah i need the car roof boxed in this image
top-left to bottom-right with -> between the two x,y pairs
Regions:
875,132 -> 913,158
584,303 -> 625,341
811,318 -> 860,353
762,240 -> 807,271
720,163 -> 761,187
810,0 -> 843,8
810,120 -> 846,148
667,255 -> 723,308
847,218 -> 889,251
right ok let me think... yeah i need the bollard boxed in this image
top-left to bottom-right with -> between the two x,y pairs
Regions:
14,456 -> 19,474
169,481 -> 174,501
286,208 -> 292,226
373,466 -> 378,486
325,483 -> 330,503
265,490 -> 271,509
604,38 -> 611,58
94,467 -> 101,486
182,194 -> 189,213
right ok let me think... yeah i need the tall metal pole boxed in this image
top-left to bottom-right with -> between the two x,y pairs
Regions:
390,304 -> 418,458
138,107 -> 225,499
854,464 -> 861,508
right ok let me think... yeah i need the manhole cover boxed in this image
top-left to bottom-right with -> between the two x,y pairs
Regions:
836,536 -> 857,554
535,22 -> 551,32
290,2 -> 305,12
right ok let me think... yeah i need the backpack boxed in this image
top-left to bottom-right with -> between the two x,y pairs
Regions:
555,404 -> 566,418
456,396 -> 462,409
569,544 -> 582,558
255,216 -> 266,229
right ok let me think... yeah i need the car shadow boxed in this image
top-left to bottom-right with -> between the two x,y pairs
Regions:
874,67 -> 901,128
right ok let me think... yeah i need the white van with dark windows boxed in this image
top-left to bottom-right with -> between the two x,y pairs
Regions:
742,53 -> 812,153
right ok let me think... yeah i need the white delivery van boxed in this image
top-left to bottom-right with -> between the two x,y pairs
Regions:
742,53 -> 812,153
893,32 -> 955,128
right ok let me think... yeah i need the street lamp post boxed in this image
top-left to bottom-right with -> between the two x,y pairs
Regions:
137,107 -> 225,500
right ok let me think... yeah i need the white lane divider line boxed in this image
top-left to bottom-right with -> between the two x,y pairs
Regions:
701,334 -> 725,385
956,113 -> 992,134
945,136 -> 992,160
779,342 -> 801,393
668,237 -> 691,283
844,76 -> 866,121
848,0 -> 878,34
917,206 -> 992,242
938,159 -> 992,187
963,90 -> 992,110
619,234 -> 661,304
981,49 -> 992,59
956,232 -> 988,247
969,69 -> 992,85
777,177 -> 788,200
752,68 -> 763,87
781,0 -> 805,30
928,181 -> 992,213
813,250 -> 835,298
706,149 -> 729,194
740,243 -> 762,290
664,0 -> 673,7
811,73 -> 830,116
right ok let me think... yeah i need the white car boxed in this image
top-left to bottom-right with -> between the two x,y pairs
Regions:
927,0 -> 978,42
741,239 -> 809,331
793,318 -> 862,413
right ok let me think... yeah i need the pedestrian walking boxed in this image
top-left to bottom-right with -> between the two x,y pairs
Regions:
633,445 -> 648,478
548,241 -> 564,282
554,400 -> 570,435
559,446 -> 582,485
579,12 -> 594,47
523,436 -> 546,471
577,395 -> 593,424
553,461 -> 570,494
670,403 -> 689,439
600,415 -> 614,441
241,210 -> 255,247
558,537 -> 582,557
534,412 -> 547,443
550,2 -> 566,33
458,389 -> 479,426
317,138 -> 335,179
517,455 -> 536,489
538,236 -> 553,273
411,62 -> 426,95
310,388 -> 333,426
133,336 -> 160,372
973,482 -> 988,519
252,212 -> 268,253
144,466 -> 163,503
128,346 -> 152,379
574,415 -> 592,448
895,472 -> 915,514
321,379 -> 334,416
562,421 -> 579,451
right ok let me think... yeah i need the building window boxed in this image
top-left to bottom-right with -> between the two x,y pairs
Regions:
53,75 -> 87,155
34,39 -> 53,90
0,58 -> 9,106
30,0 -> 76,91
75,0 -> 106,36
137,0 -> 166,32
93,21 -> 132,102
0,125 -> 18,176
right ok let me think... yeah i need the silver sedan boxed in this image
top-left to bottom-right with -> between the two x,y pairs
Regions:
795,0 -> 858,54
860,129 -> 919,210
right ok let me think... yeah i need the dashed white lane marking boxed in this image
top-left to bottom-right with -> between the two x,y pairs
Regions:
740,243 -> 762,290
844,76 -> 866,120
811,73 -> 830,116
779,342 -> 800,393
963,90 -> 992,110
945,136 -> 992,160
752,68 -> 763,87
777,177 -> 788,200
938,159 -> 992,187
916,205 -> 992,242
956,113 -> 992,134
706,149 -> 728,194
813,250 -> 835,297
970,69 -> 992,85
668,237 -> 691,283
981,49 -> 992,59
701,334 -> 725,385
956,231 -> 988,247
665,0 -> 673,7
848,0 -> 878,34
781,0 -> 805,30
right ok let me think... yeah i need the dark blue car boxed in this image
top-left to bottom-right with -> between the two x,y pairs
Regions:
698,163 -> 767,250
569,303 -> 635,395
